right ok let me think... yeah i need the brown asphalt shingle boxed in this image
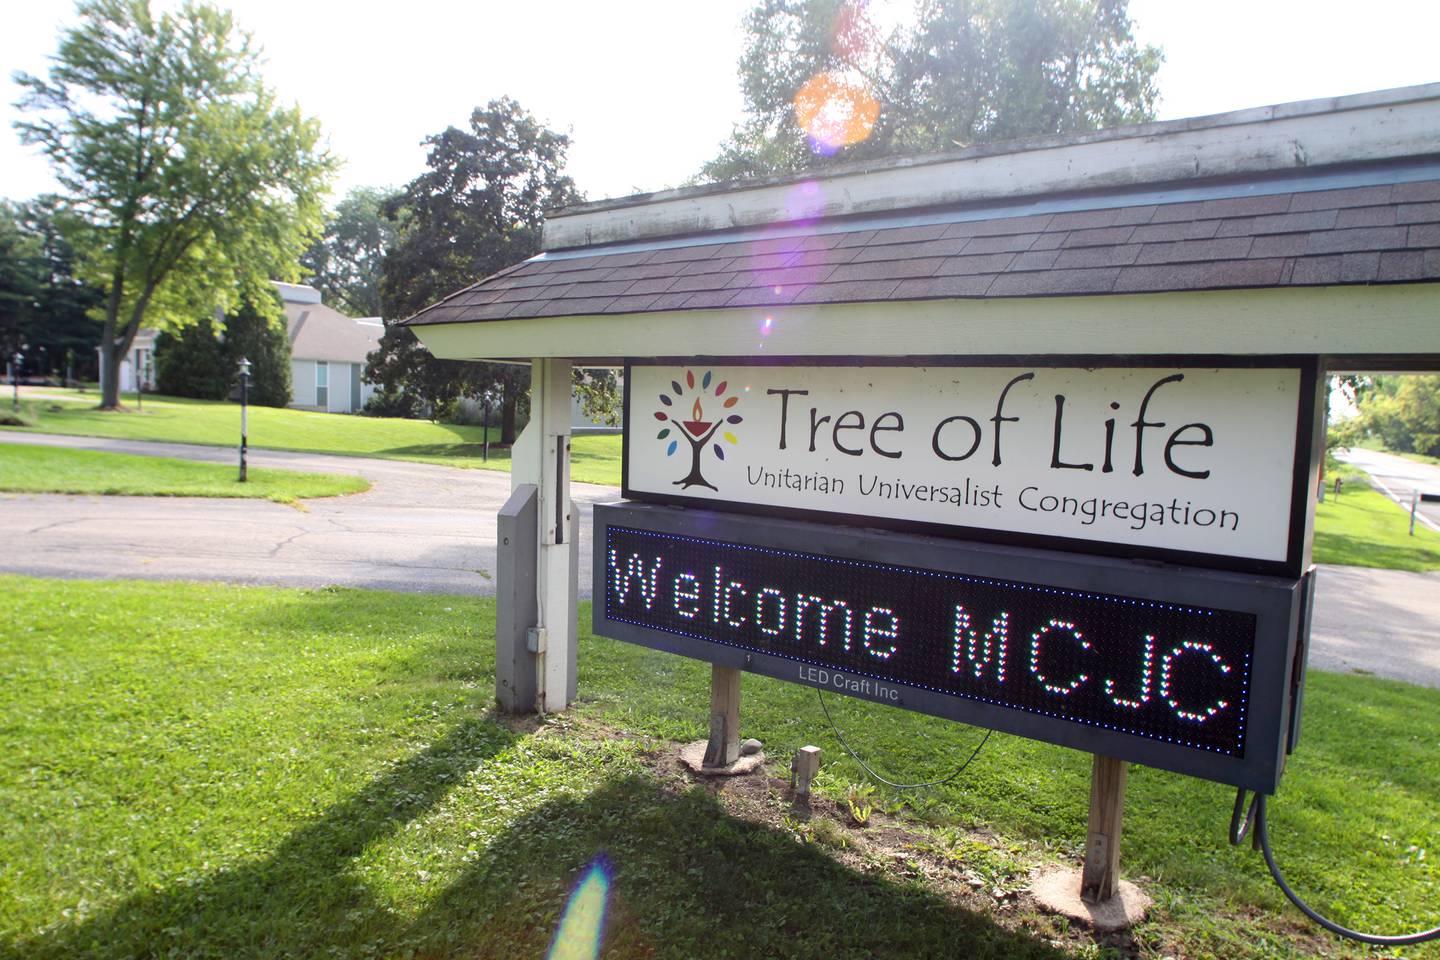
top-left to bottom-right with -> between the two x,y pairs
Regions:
402,177 -> 1440,327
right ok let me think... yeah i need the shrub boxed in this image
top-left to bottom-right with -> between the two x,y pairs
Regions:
154,315 -> 229,400
222,295 -> 292,407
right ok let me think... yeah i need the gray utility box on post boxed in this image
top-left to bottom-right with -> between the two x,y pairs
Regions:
495,483 -> 581,713
496,484 -> 539,712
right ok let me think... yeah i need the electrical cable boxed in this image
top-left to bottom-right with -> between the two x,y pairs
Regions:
1231,788 -> 1440,946
816,689 -> 991,789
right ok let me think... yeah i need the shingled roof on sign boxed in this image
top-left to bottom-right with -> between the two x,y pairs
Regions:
400,84 -> 1440,368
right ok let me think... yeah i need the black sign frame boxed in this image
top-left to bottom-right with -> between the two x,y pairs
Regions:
621,355 -> 1324,579
594,501 -> 1311,793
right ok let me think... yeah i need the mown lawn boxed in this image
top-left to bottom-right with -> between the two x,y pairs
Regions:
2,576 -> 1435,959
5,391 -> 623,486
1313,465 -> 1440,572
0,443 -> 369,504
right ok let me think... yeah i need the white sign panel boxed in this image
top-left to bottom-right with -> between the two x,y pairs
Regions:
624,363 -> 1307,567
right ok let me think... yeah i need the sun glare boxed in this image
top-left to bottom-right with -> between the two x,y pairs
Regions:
794,70 -> 880,154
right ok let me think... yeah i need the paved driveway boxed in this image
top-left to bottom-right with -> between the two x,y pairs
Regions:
4,431 -> 1439,687
0,432 -> 616,595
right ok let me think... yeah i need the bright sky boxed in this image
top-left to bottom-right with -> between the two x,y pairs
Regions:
2,0 -> 1438,208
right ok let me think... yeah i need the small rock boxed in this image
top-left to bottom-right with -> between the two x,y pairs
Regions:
740,738 -> 763,756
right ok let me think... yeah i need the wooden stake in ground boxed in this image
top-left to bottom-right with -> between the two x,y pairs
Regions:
792,745 -> 822,800
1080,754 -> 1129,904
702,664 -> 741,768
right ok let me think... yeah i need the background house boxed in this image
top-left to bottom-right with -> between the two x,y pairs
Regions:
275,282 -> 380,414
95,328 -> 157,395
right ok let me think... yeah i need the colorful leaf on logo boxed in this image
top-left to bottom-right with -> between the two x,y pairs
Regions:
666,440 -> 678,456
671,380 -> 683,396
702,371 -> 712,389
659,394 -> 672,406
723,397 -> 739,408
723,432 -> 737,444
713,444 -> 725,460
727,414 -> 742,424
715,381 -> 727,396
657,428 -> 670,439
686,370 -> 695,389
653,412 -> 667,421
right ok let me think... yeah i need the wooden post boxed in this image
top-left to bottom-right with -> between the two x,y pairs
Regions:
1080,754 -> 1128,904
701,664 -> 741,768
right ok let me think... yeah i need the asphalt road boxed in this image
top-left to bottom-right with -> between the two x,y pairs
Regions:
3,431 -> 1439,688
0,432 -> 617,595
1335,446 -> 1440,532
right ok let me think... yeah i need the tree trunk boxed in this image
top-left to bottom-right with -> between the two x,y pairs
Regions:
501,389 -> 518,445
99,336 -> 121,409
675,435 -> 718,491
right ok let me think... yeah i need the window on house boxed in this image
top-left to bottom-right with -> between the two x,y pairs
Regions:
316,361 -> 328,408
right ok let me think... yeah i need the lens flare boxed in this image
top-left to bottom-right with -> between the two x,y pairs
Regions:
794,71 -> 879,154
547,856 -> 611,960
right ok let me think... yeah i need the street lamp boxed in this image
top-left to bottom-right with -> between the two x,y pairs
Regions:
238,356 -> 251,482
10,348 -> 23,411
482,389 -> 492,462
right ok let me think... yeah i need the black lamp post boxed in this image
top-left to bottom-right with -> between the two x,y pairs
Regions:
10,349 -> 22,411
482,390 -> 491,462
238,356 -> 251,482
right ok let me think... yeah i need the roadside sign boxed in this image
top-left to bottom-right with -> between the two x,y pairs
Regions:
596,502 -> 1309,792
624,360 -> 1321,577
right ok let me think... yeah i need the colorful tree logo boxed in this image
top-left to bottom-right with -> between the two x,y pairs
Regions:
652,369 -> 741,491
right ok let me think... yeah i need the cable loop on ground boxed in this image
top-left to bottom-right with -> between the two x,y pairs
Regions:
816,689 -> 990,790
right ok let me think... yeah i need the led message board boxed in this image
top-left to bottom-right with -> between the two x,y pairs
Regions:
594,502 -> 1311,792
623,359 -> 1322,577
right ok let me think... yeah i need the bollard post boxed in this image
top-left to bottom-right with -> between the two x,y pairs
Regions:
1411,490 -> 1420,537
791,745 -> 822,800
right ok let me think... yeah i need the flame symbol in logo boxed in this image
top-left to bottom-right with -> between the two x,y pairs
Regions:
653,369 -> 742,492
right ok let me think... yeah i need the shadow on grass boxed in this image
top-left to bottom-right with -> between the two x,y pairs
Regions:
373,441 -> 507,460
9,749 -> 1073,960
6,717 -> 519,960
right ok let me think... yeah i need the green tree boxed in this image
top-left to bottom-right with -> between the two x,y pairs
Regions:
1,197 -> 105,381
13,0 -> 336,410
700,0 -> 1162,181
301,186 -> 398,318
1358,376 -> 1440,457
0,201 -> 42,362
374,98 -> 581,443
222,293 -> 292,407
154,313 -> 229,399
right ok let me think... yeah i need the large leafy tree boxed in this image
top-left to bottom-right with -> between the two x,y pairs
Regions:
701,0 -> 1162,181
13,0 -> 336,409
301,186 -> 398,318
374,98 -> 581,443
1348,376 -> 1440,457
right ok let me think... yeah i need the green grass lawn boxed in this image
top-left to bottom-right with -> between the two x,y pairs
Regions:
0,444 -> 369,504
1313,464 -> 1440,572
2,577 -> 1436,959
5,390 -> 623,485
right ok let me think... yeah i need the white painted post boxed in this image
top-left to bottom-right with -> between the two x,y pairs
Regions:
516,358 -> 577,713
